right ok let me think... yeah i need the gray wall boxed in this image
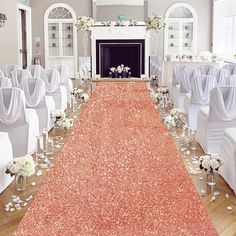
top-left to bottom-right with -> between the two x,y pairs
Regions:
96,5 -> 144,21
0,0 -> 213,69
148,0 -> 213,57
30,0 -> 92,67
0,0 -> 18,69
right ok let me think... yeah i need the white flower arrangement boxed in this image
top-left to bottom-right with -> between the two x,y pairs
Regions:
146,14 -> 166,32
101,21 -> 112,27
75,16 -> 94,31
211,53 -> 219,62
199,154 -> 223,174
80,93 -> 90,102
6,155 -> 35,177
71,88 -> 84,96
51,110 -> 66,121
164,108 -> 185,127
60,118 -> 74,130
110,64 -> 131,73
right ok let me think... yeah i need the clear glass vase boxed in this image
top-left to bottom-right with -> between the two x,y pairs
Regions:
207,171 -> 216,186
82,30 -> 89,56
16,174 -> 26,192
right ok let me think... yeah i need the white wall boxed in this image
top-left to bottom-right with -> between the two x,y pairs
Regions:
148,0 -> 213,57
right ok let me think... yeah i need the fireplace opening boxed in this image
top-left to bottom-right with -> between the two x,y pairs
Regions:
96,40 -> 145,78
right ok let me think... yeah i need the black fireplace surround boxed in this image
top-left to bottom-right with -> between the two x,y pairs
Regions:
96,40 -> 145,78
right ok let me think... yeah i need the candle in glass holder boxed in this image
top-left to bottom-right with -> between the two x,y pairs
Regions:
191,130 -> 197,150
36,135 -> 43,165
46,139 -> 54,156
42,129 -> 48,154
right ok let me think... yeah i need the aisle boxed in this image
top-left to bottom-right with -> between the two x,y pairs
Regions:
15,82 -> 217,235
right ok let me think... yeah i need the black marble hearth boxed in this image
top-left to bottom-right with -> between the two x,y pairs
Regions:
96,40 -> 145,78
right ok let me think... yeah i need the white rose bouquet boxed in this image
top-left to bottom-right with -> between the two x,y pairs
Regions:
51,110 -> 66,121
165,108 -> 186,127
146,14 -> 166,32
75,16 -> 94,31
6,155 -> 35,177
199,154 -> 223,174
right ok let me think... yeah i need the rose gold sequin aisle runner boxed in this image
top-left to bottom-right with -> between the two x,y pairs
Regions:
15,82 -> 217,236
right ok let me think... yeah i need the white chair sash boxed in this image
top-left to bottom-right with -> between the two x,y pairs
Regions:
199,65 -> 214,75
42,69 -> 60,93
11,69 -> 32,88
4,65 -> 21,78
55,64 -> 69,84
191,75 -> 216,105
0,70 -> 4,78
209,86 -> 236,121
225,75 -> 236,86
172,65 -> 187,86
180,68 -> 198,93
223,64 -> 236,76
21,77 -> 46,107
0,77 -> 12,88
27,65 -> 43,79
0,88 -> 25,124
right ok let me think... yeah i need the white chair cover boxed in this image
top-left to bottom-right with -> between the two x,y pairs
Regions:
42,69 -> 60,93
27,65 -> 43,79
0,132 -> 14,193
0,70 -> 4,78
223,64 -> 236,77
180,68 -> 198,93
191,75 -> 216,105
0,77 -> 12,88
4,65 -> 21,78
0,88 -> 26,125
219,128 -> 236,195
209,86 -> 236,121
21,77 -> 46,108
199,64 -> 215,75
55,64 -> 69,84
197,87 -> 236,153
213,68 -> 228,86
172,65 -> 187,86
225,75 -> 236,86
11,69 -> 32,88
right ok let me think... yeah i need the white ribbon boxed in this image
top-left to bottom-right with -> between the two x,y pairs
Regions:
42,69 -> 60,93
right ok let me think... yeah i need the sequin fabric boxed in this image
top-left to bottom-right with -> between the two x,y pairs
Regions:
14,82 -> 217,236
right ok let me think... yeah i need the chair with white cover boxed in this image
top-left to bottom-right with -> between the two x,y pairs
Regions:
225,75 -> 236,86
213,68 -> 228,86
199,64 -> 215,75
197,86 -> 236,154
55,64 -> 72,103
4,65 -> 21,78
169,64 -> 187,104
11,69 -> 32,88
0,70 -> 4,78
21,77 -> 55,132
42,69 -> 67,111
223,64 -> 236,77
184,75 -> 216,130
0,77 -> 12,88
0,88 -> 39,157
174,68 -> 198,108
0,132 -> 14,193
219,128 -> 236,195
27,65 -> 43,79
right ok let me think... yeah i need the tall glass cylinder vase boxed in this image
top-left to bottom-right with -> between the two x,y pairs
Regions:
82,30 -> 89,56
150,30 -> 159,56
16,174 -> 26,192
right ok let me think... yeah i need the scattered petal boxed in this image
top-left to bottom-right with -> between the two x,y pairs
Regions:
227,206 -> 233,211
210,196 -> 216,202
31,182 -> 36,187
214,191 -> 220,196
225,194 -> 230,199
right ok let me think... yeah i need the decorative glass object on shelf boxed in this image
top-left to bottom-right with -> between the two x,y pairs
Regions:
63,23 -> 73,56
48,23 -> 59,56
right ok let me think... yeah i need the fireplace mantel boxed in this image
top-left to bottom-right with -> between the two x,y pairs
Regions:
91,26 -> 150,78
